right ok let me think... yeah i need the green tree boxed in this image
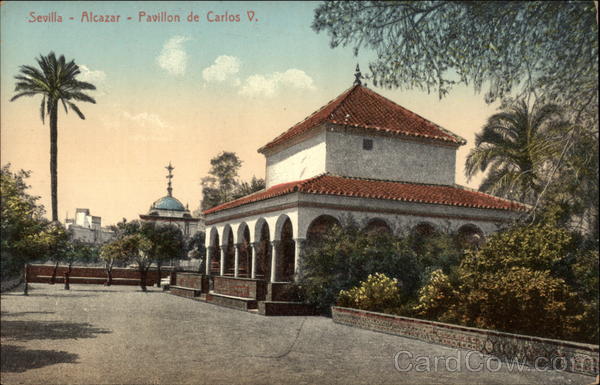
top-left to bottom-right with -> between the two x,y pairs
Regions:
100,241 -> 127,286
312,1 -> 598,123
141,221 -> 185,288
232,176 -> 266,200
1,164 -> 46,279
24,221 -> 70,284
465,100 -> 566,204
113,234 -> 152,291
201,152 -> 242,210
414,223 -> 596,343
201,152 -> 265,210
300,222 -> 421,314
10,52 -> 96,221
61,239 -> 98,290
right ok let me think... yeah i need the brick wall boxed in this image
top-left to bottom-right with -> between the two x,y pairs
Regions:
173,272 -> 206,291
332,306 -> 599,376
26,264 -> 171,286
212,276 -> 267,300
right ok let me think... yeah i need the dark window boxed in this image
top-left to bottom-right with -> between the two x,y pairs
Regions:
363,138 -> 373,150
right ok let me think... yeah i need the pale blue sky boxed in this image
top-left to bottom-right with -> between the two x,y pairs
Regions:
1,1 -> 498,225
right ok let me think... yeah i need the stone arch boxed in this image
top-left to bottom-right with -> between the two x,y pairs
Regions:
255,219 -> 271,280
276,216 -> 295,282
275,214 -> 295,240
222,225 -> 234,246
237,223 -> 251,278
222,225 -> 235,276
208,227 -> 220,247
209,229 -> 221,275
458,223 -> 485,248
412,222 -> 438,237
364,218 -> 393,235
306,215 -> 341,243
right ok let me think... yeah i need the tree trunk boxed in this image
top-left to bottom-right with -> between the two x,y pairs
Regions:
156,262 -> 162,288
64,263 -> 72,290
23,264 -> 28,296
105,266 -> 112,286
139,267 -> 147,292
49,102 -> 58,222
49,261 -> 59,284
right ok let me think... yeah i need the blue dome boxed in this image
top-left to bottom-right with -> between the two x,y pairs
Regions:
152,196 -> 186,211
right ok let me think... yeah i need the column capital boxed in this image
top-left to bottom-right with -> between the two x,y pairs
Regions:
219,244 -> 228,251
271,239 -> 282,247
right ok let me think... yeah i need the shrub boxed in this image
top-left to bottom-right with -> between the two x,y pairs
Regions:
299,223 -> 420,314
413,269 -> 460,323
413,222 -> 596,343
337,273 -> 402,313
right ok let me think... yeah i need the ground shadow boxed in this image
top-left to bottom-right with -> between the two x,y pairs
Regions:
0,311 -> 55,317
1,344 -> 78,373
1,319 -> 111,341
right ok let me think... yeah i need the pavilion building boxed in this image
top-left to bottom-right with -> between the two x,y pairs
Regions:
197,72 -> 527,314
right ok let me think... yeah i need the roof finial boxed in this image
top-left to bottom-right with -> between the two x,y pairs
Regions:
165,162 -> 174,197
354,64 -> 363,86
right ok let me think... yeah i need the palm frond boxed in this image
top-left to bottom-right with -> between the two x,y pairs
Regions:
10,91 -> 39,101
67,92 -> 96,104
40,95 -> 46,123
67,102 -> 85,120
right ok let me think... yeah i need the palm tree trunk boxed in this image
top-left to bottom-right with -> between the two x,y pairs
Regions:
50,101 -> 58,222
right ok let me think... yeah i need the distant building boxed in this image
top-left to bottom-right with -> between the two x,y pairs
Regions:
66,208 -> 115,245
139,162 -> 204,238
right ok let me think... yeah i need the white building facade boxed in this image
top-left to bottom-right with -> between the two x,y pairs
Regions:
66,208 -> 115,245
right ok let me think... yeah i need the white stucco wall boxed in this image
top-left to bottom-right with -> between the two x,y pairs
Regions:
325,130 -> 457,185
265,128 -> 327,188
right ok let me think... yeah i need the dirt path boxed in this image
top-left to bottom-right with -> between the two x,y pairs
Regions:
0,284 -> 593,384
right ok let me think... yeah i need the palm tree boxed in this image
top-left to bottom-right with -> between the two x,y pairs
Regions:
465,99 -> 567,204
10,52 -> 96,222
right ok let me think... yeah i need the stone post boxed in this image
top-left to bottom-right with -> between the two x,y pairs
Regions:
220,245 -> 227,276
293,238 -> 307,282
270,240 -> 281,283
234,243 -> 241,278
250,242 -> 258,279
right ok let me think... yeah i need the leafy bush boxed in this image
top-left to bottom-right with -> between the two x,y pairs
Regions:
299,222 -> 421,314
337,273 -> 402,313
413,269 -> 460,323
413,223 -> 597,343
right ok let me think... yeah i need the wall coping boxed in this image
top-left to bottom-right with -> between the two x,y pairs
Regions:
213,276 -> 265,283
332,306 -> 599,353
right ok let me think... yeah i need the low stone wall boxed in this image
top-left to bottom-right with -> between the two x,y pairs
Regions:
266,282 -> 302,301
212,276 -> 267,300
26,264 -> 171,286
331,306 -> 599,376
173,272 -> 207,291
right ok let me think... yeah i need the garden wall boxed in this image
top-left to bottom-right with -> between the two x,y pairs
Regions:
212,276 -> 267,299
26,264 -> 171,286
331,306 -> 599,376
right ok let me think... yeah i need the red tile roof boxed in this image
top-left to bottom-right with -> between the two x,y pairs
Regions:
203,174 -> 528,215
258,85 -> 465,153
